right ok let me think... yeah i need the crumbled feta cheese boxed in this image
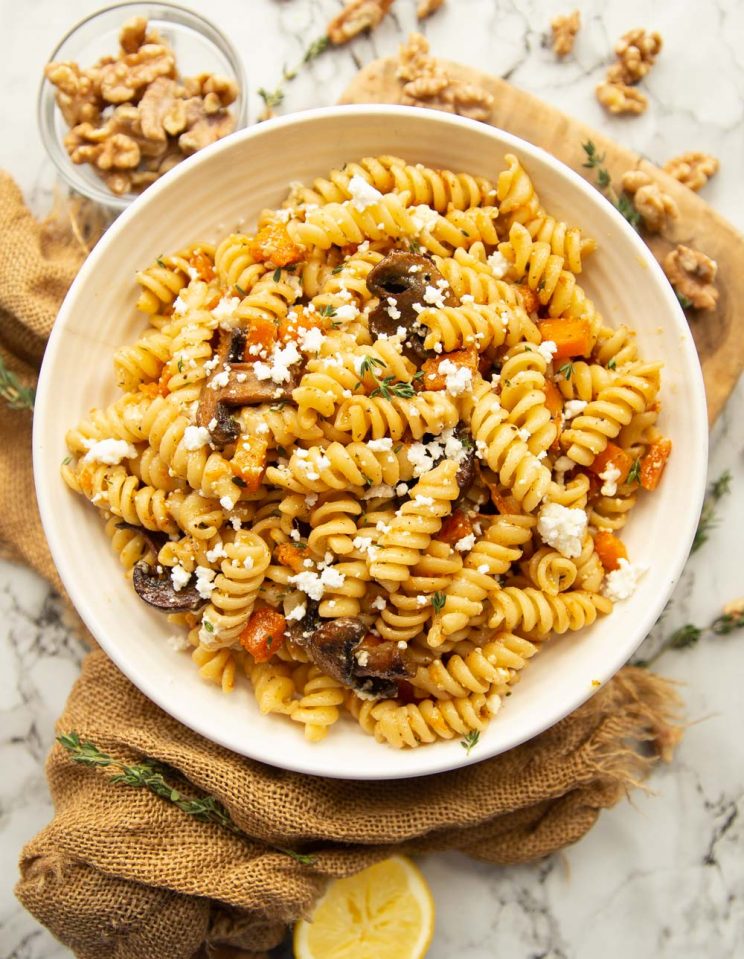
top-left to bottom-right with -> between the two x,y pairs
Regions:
563,400 -> 587,421
172,294 -> 188,315
517,427 -> 531,443
255,422 -> 269,435
82,438 -> 137,465
243,554 -> 254,570
208,417 -> 218,432
395,483 -> 408,497
423,284 -> 447,309
229,516 -> 242,531
205,542 -> 227,564
438,358 -> 473,396
371,595 -> 387,610
602,558 -> 647,602
348,175 -> 383,210
386,297 -> 402,321
182,426 -> 212,451
285,603 -> 307,622
363,483 -> 395,499
407,441 -> 438,477
455,533 -> 476,552
210,370 -> 230,390
410,204 -> 439,233
477,564 -> 490,574
166,633 -> 190,652
537,502 -> 587,558
170,564 -> 191,592
416,594 -> 428,606
211,296 -> 240,321
368,437 -> 393,452
355,649 -> 370,667
599,464 -> 622,497
253,340 -> 302,384
297,325 -> 325,353
194,566 -> 217,599
288,566 -> 346,601
487,251 -> 509,278
375,520 -> 392,535
220,495 -> 235,511
536,340 -> 558,363
414,494 -> 435,506
305,493 -> 318,507
352,535 -> 373,551
334,304 -> 358,321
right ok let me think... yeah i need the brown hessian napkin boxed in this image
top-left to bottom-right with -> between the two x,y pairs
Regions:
3,171 -> 684,959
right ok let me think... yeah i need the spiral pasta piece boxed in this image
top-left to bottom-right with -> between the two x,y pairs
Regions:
65,392 -> 150,455
113,329 -> 172,392
104,513 -> 154,571
499,345 -> 557,455
524,214 -> 597,273
556,361 -> 614,402
266,441 -> 414,494
192,644 -> 240,692
365,691 -> 501,748
246,658 -> 297,715
488,587 -> 613,636
290,666 -> 345,741
214,233 -> 267,294
496,153 -> 542,226
307,492 -> 363,557
199,531 -> 271,646
523,547 -> 578,595
562,364 -> 661,465
370,460 -> 460,585
287,193 -> 416,251
335,391 -> 459,443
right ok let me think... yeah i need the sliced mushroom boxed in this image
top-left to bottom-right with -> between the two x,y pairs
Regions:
115,522 -> 169,559
366,250 -> 458,362
286,597 -> 320,645
305,617 -> 411,698
197,328 -> 302,448
132,560 -> 206,611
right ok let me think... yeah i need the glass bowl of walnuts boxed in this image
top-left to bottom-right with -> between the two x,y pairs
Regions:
38,1 -> 247,211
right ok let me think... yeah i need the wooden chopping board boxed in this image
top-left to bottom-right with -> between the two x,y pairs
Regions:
341,57 -> 744,425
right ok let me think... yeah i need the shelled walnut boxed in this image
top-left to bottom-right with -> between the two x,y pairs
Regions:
550,10 -> 580,57
45,15 -> 239,197
620,170 -> 679,233
663,151 -> 719,192
326,0 -> 395,45
596,27 -> 662,117
663,245 -> 719,312
397,33 -> 494,122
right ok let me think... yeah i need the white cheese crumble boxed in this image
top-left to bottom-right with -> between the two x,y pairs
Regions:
438,358 -> 473,396
211,296 -> 240,321
334,304 -> 358,321
82,438 -> 137,465
253,340 -> 301,384
386,297 -> 402,321
395,483 -> 408,497
170,564 -> 191,592
602,559 -> 647,602
209,370 -> 230,390
537,502 -> 587,558
285,603 -> 307,622
455,533 -> 476,552
423,284 -> 447,309
297,325 -> 325,354
537,340 -> 558,363
182,426 -> 212,451
205,542 -> 227,564
414,495 -> 435,507
368,437 -> 393,452
410,204 -> 439,233
352,535 -> 373,551
355,650 -> 370,667
348,175 -> 384,210
220,495 -> 235,511
477,564 -> 490,574
194,566 -> 217,599
599,464 -> 622,497
363,483 -> 395,499
371,595 -> 387,610
288,566 -> 346,601
166,633 -> 190,652
487,251 -> 509,278
243,555 -> 254,570
563,400 -> 587,421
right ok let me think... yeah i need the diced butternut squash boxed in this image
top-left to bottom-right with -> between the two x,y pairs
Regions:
275,542 -> 308,573
231,434 -> 269,493
188,249 -> 215,281
156,367 -> 172,396
594,531 -> 628,571
543,379 -> 564,417
588,442 -> 634,485
239,608 -> 286,662
247,222 -> 304,267
244,317 -> 277,355
278,306 -> 330,344
640,438 -> 672,491
420,348 -> 479,391
438,509 -> 474,545
539,317 -> 593,361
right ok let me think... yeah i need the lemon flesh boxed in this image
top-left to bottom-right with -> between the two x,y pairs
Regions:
294,855 -> 435,959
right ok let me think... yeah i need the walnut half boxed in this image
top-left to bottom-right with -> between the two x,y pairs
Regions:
663,151 -> 719,192
327,0 -> 395,45
596,80 -> 648,115
663,245 -> 719,312
620,170 -> 679,233
551,10 -> 580,57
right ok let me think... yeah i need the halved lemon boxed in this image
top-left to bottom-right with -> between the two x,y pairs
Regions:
293,855 -> 435,959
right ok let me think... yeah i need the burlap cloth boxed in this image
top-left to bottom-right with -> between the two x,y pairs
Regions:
2,171 -> 683,959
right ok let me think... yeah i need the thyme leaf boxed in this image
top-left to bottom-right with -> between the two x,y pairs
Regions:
460,730 -> 480,756
0,355 -> 35,411
626,458 -> 642,485
432,592 -> 446,613
634,601 -> 744,668
557,361 -> 574,380
58,733 -> 317,865
272,267 -> 282,282
581,140 -> 641,231
692,470 -> 732,553
257,87 -> 284,110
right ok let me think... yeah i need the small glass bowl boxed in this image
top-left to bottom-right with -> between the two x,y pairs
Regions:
38,1 -> 247,212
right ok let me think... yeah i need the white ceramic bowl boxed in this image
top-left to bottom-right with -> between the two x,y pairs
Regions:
34,106 -> 708,780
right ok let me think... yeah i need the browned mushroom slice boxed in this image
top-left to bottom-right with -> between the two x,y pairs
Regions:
132,561 -> 206,611
196,328 -> 302,448
366,250 -> 458,362
115,522 -> 169,559
306,618 -> 411,698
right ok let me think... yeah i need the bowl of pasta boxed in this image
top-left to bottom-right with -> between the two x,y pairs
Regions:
34,105 -> 707,779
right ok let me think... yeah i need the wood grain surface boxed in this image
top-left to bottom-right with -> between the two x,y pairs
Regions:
341,57 -> 743,424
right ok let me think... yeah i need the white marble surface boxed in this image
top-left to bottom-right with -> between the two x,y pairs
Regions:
2,0 -> 744,957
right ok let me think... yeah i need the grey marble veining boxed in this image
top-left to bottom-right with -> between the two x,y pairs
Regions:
2,1 -> 743,957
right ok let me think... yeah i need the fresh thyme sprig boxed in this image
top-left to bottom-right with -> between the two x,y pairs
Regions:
557,361 -> 574,381
432,592 -> 446,613
57,732 -> 316,865
634,601 -> 744,669
355,354 -> 421,398
0,355 -> 35,411
460,730 -> 480,756
692,470 -> 732,553
626,457 -> 642,485
581,141 -> 641,230
258,35 -> 330,120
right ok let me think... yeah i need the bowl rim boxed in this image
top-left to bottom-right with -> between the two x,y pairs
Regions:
33,104 -> 709,778
37,0 -> 248,211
